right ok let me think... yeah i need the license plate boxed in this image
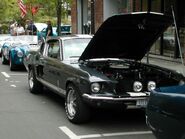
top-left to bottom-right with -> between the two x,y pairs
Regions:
136,99 -> 148,107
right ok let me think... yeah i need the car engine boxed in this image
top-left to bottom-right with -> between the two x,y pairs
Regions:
86,59 -> 184,93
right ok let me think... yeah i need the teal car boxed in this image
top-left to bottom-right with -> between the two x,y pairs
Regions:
1,35 -> 39,70
37,25 -> 71,41
146,85 -> 185,139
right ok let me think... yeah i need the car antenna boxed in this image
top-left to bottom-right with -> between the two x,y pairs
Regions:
171,5 -> 184,66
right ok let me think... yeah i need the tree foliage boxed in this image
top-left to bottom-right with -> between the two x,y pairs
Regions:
0,0 -> 72,25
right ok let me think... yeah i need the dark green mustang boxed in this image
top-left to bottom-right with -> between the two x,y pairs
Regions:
24,12 -> 185,124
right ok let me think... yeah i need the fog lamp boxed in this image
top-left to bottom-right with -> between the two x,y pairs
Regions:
147,81 -> 156,91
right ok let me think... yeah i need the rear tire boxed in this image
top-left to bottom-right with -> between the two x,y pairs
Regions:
65,84 -> 91,124
2,54 -> 8,64
28,68 -> 43,94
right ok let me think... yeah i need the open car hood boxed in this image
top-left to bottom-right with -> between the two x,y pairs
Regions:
79,12 -> 173,61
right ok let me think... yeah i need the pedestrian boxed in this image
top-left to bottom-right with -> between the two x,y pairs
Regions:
46,20 -> 53,38
27,20 -> 37,35
9,20 -> 17,35
15,23 -> 25,35
25,19 -> 30,35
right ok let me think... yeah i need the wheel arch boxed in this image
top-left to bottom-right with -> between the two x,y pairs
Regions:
65,77 -> 90,97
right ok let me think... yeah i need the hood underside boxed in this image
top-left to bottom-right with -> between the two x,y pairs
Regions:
79,12 -> 173,61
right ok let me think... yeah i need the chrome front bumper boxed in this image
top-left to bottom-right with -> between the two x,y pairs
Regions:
82,92 -> 150,101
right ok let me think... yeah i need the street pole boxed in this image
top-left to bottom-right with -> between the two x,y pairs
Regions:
57,0 -> 62,36
171,6 -> 184,65
91,0 -> 95,34
146,0 -> 151,64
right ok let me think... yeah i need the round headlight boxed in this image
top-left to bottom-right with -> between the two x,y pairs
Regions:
147,81 -> 156,91
17,51 -> 23,57
179,80 -> 185,85
91,83 -> 101,93
133,81 -> 143,92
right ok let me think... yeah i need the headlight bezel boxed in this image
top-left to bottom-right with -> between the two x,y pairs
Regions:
17,51 -> 24,58
133,81 -> 143,92
147,81 -> 156,91
91,82 -> 101,93
179,80 -> 185,85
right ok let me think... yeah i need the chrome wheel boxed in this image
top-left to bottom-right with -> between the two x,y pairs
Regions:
66,88 -> 77,117
28,71 -> 34,90
28,68 -> 43,94
65,84 -> 91,123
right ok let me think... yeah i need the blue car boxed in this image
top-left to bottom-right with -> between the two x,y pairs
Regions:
37,25 -> 71,41
1,35 -> 39,70
146,84 -> 185,139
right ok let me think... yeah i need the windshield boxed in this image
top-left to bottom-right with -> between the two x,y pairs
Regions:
63,38 -> 91,60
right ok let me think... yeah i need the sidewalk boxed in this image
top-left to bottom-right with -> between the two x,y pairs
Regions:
142,54 -> 185,76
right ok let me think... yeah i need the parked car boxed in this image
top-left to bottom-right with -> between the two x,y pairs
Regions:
0,34 -> 11,57
37,27 -> 57,41
34,23 -> 47,32
1,35 -> 39,70
1,37 -> 21,64
146,85 -> 185,139
37,25 -> 71,41
24,12 -> 185,124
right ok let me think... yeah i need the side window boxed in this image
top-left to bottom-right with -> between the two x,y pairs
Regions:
47,40 -> 60,59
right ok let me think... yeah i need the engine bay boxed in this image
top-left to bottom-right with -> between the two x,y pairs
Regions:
86,59 -> 183,93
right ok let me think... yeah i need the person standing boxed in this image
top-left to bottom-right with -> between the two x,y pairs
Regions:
27,20 -> 37,35
9,21 -> 17,35
25,20 -> 30,35
46,20 -> 53,38
15,23 -> 25,35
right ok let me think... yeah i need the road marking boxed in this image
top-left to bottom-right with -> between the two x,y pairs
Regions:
9,80 -> 20,83
59,126 -> 80,139
10,85 -> 16,87
1,72 -> 10,78
9,73 -> 27,76
59,126 -> 152,139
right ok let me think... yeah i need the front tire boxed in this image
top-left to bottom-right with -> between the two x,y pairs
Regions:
28,68 -> 43,94
10,56 -> 16,71
65,84 -> 91,124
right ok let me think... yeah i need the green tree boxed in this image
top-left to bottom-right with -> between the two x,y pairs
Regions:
0,0 -> 72,25
0,0 -> 20,22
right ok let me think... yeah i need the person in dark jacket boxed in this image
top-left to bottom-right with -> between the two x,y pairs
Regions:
26,20 -> 37,35
46,20 -> 53,38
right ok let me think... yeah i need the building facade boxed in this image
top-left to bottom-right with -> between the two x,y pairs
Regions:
71,0 -> 185,60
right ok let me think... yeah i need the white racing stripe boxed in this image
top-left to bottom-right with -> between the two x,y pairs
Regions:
59,126 -> 152,139
1,72 -> 10,78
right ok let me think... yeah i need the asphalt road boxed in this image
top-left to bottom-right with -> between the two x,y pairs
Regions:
0,61 -> 156,139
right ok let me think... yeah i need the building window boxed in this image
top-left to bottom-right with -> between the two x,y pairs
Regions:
151,0 -> 161,12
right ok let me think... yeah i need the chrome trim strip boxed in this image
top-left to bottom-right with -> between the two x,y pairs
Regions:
37,78 -> 66,96
82,94 -> 148,101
